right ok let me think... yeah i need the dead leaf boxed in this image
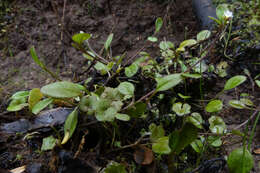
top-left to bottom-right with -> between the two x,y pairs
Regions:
134,145 -> 154,165
10,165 -> 26,173
253,148 -> 260,154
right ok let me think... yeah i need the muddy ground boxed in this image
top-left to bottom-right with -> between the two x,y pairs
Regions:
0,0 -> 259,172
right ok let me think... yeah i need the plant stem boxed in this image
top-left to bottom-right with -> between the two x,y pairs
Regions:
248,112 -> 260,150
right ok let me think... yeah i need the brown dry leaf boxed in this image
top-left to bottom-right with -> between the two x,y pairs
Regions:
253,148 -> 260,154
53,98 -> 74,107
134,145 -> 154,165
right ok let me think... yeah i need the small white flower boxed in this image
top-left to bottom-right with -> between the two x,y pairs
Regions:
224,10 -> 233,19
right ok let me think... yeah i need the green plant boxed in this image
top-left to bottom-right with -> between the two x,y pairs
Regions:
5,8 -> 259,172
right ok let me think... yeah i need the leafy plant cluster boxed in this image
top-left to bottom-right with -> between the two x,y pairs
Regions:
5,4 -> 260,173
213,0 -> 260,58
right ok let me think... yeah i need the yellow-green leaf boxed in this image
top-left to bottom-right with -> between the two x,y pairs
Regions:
28,88 -> 43,111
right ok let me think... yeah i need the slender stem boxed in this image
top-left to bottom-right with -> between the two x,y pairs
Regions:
224,18 -> 233,60
248,112 -> 260,150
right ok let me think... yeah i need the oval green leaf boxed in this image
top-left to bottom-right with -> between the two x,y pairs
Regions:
205,100 -> 223,113
147,36 -> 158,42
41,81 -> 83,98
72,33 -> 91,45
197,30 -> 211,41
115,113 -> 130,121
7,98 -> 28,112
28,88 -> 43,111
11,91 -> 30,100
118,82 -> 135,97
224,75 -> 247,91
179,39 -> 197,48
61,108 -> 78,144
125,63 -> 139,77
155,17 -> 163,33
41,136 -> 57,151
104,33 -> 114,50
156,74 -> 183,92
227,148 -> 254,173
32,98 -> 53,115
228,100 -> 246,109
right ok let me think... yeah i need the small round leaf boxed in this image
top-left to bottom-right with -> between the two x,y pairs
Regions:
205,100 -> 223,113
227,148 -> 254,173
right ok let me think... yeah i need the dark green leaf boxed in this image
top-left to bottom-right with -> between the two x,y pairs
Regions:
169,123 -> 198,154
149,123 -> 165,143
103,162 -> 127,173
126,102 -> 147,118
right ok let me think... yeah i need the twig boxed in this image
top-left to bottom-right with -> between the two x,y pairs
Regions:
86,41 -> 109,64
235,110 -> 259,129
184,32 -> 221,73
61,0 -> 68,68
122,89 -> 156,110
106,134 -> 150,154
